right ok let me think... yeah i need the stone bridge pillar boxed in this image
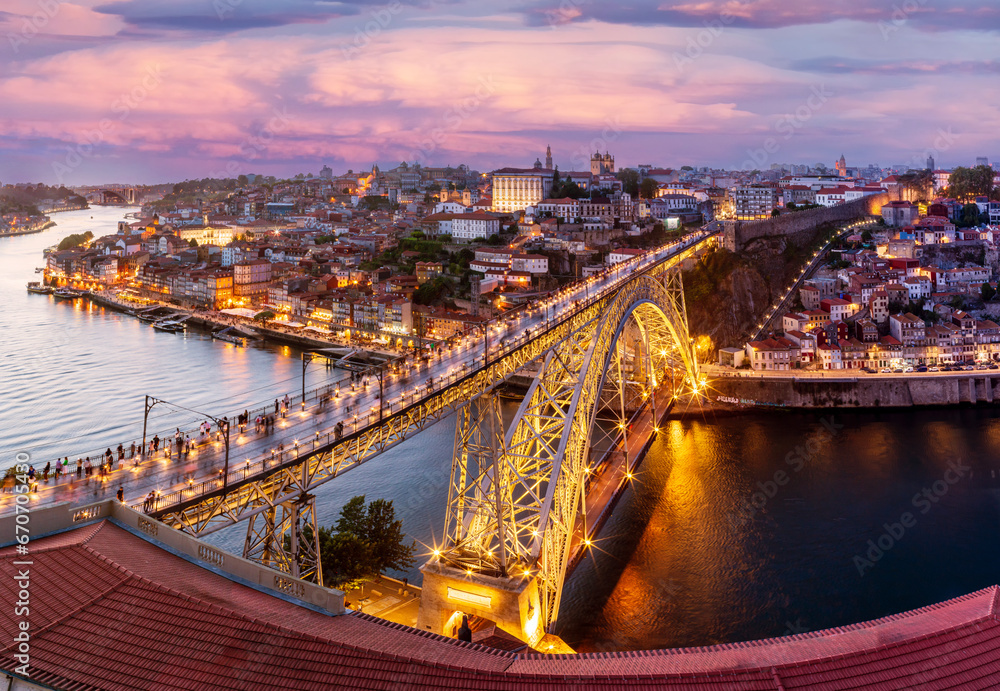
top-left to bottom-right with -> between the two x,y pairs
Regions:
417,561 -> 544,647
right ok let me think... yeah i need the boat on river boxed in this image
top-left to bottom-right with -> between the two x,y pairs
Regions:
152,319 -> 185,333
53,287 -> 82,299
213,326 -> 247,346
26,282 -> 52,295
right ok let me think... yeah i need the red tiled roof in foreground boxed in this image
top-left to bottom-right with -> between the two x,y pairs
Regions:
3,520 -> 1000,690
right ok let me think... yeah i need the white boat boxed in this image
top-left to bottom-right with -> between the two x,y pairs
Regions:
53,288 -> 81,299
152,319 -> 184,333
26,282 -> 52,295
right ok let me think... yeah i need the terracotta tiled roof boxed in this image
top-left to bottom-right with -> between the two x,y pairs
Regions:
4,521 -> 1000,689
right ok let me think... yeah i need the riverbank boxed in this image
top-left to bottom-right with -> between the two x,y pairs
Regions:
0,220 -> 54,237
85,289 -> 400,356
705,371 -> 1000,409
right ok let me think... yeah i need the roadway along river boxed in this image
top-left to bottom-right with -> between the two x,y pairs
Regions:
5,207 -> 1000,652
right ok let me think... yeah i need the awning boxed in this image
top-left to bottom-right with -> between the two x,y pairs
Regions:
220,308 -> 258,318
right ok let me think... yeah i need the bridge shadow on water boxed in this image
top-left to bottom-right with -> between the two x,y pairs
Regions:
555,407 -> 1000,653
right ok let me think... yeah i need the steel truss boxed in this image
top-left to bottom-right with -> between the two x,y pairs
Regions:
439,270 -> 700,631
243,492 -> 323,585
149,240 -> 708,581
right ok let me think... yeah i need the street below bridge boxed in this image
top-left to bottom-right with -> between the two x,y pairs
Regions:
0,229 -> 714,518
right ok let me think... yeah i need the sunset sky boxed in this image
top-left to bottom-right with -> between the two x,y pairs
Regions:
2,0 -> 999,184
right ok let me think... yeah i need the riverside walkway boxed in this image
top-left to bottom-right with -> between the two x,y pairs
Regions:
1,230 -> 715,518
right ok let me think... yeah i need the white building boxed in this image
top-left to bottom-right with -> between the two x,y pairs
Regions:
451,212 -> 501,241
607,248 -> 644,264
511,254 -> 548,274
491,168 -> 554,213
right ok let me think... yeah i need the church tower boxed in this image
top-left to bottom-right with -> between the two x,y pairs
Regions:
836,154 -> 847,177
545,145 -> 553,170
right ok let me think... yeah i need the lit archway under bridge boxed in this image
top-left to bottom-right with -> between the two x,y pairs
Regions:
418,271 -> 703,647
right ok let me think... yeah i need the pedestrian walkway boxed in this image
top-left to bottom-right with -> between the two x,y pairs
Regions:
1,231 -> 713,518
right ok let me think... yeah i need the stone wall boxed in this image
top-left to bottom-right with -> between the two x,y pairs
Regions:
710,373 -> 997,409
723,187 -> 919,252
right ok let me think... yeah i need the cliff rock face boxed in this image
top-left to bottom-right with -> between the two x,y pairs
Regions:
684,240 -> 809,348
686,263 -> 772,348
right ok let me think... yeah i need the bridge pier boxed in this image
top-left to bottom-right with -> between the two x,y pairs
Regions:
417,561 -> 545,647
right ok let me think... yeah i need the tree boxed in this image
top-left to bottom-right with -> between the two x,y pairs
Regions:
336,496 -> 368,535
237,174 -> 249,186
681,165 -> 694,171
982,283 -> 996,302
321,495 -> 415,588
956,202 -> 983,228
861,229 -> 873,242
946,165 -> 997,201
188,239 -> 198,247
639,177 -> 659,199
770,208 -> 781,217
616,169 -> 639,197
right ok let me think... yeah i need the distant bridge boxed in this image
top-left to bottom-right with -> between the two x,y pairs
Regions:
100,187 -> 142,205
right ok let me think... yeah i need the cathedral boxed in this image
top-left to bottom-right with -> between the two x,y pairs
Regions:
591,151 -> 615,175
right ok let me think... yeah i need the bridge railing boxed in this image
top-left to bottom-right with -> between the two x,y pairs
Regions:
52,229 -> 716,515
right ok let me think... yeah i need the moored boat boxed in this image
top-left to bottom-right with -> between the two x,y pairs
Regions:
53,287 -> 81,299
26,282 -> 52,295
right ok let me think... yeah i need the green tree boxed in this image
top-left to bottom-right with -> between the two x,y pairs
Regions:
188,239 -> 198,247
616,169 -> 639,197
336,495 -> 368,535
861,229 -> 873,242
681,165 -> 694,171
318,530 -> 370,590
946,165 -> 997,201
958,203 -> 984,228
237,174 -> 248,186
639,177 -> 659,199
982,283 -> 996,302
321,495 -> 415,588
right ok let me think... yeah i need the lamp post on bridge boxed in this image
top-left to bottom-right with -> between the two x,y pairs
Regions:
141,395 -> 231,491
301,351 -> 334,408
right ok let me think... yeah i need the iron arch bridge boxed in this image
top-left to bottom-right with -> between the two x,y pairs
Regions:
144,233 -> 713,611
423,271 -> 701,641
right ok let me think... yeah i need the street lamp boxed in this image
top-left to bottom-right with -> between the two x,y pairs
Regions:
142,395 -> 232,491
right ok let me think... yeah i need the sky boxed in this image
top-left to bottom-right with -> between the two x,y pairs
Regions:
1,0 -> 999,185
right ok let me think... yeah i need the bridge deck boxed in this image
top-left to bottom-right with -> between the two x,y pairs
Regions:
1,232 -> 715,521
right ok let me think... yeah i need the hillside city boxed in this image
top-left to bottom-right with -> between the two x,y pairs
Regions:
6,152 -> 1000,365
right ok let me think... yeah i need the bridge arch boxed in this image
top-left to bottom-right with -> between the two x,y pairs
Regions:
432,271 -> 701,641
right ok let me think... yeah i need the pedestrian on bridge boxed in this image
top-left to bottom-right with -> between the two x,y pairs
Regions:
117,444 -> 124,462
76,458 -> 82,477
116,486 -> 124,503
130,441 -> 136,459
42,461 -> 50,481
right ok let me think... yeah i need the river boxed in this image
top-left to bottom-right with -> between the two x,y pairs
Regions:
4,207 -> 1000,652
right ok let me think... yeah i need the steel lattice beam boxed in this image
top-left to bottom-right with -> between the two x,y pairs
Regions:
438,270 -> 701,632
146,238 -> 711,583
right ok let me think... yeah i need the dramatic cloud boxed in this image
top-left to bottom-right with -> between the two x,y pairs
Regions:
1,0 -> 998,183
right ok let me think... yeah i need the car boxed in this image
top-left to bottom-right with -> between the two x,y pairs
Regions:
904,367 -> 914,373
977,364 -> 989,370
860,367 -> 872,373
990,364 -> 999,370
928,366 -> 940,372
964,365 -> 975,371
893,368 -> 904,374
880,368 -> 891,373
916,366 -> 928,372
